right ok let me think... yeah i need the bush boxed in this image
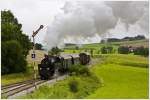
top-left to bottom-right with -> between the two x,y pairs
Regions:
68,65 -> 78,75
118,46 -> 129,54
68,79 -> 79,93
79,66 -> 91,76
1,40 -> 27,75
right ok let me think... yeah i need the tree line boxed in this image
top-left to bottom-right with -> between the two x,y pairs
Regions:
100,46 -> 149,57
101,35 -> 146,43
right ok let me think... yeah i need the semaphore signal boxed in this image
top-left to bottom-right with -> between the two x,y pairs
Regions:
32,25 -> 44,89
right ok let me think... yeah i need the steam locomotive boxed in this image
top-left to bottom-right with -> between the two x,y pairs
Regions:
38,53 -> 90,80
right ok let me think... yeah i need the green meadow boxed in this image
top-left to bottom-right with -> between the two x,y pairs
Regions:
87,54 -> 149,98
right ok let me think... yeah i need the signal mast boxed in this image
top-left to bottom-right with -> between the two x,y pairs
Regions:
32,25 -> 44,89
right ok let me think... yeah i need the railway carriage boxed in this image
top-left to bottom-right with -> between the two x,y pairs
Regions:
79,53 -> 90,65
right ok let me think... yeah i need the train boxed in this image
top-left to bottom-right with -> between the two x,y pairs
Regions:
38,53 -> 91,80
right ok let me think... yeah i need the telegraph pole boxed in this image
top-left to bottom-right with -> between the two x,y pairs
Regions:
32,25 -> 44,89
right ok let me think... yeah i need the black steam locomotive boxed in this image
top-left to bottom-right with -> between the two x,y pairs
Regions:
38,53 -> 90,80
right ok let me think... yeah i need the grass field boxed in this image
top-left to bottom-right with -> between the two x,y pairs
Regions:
87,64 -> 148,99
87,54 -> 149,98
20,54 -> 148,99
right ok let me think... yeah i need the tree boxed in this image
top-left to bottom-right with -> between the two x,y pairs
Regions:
101,46 -> 113,54
118,46 -> 129,54
134,46 -> 149,57
134,35 -> 145,40
2,41 -> 27,75
107,38 -> 120,42
48,46 -> 61,56
75,46 -> 79,50
1,10 -> 32,56
1,10 -> 32,74
90,49 -> 94,57
35,43 -> 43,50
101,46 -> 107,54
107,46 -> 113,53
100,40 -> 105,43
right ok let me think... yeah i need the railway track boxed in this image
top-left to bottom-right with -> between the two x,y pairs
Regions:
1,75 -> 67,98
1,78 -> 47,98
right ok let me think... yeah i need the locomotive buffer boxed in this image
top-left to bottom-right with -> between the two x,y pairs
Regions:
32,25 -> 44,89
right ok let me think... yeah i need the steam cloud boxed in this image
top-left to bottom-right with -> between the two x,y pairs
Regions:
45,1 -> 148,49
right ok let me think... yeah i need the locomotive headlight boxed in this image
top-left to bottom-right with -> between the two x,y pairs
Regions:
51,58 -> 54,63
40,68 -> 42,70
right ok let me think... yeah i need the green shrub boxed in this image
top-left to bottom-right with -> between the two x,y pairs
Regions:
79,66 -> 91,76
68,79 -> 79,93
68,64 -> 90,76
68,65 -> 79,75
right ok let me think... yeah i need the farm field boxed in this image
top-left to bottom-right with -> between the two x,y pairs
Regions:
19,54 -> 149,99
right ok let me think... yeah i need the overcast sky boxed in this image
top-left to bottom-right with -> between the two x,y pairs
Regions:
0,0 -> 65,43
0,0 -> 149,48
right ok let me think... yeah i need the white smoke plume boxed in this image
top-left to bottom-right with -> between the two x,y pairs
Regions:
45,1 -> 148,49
